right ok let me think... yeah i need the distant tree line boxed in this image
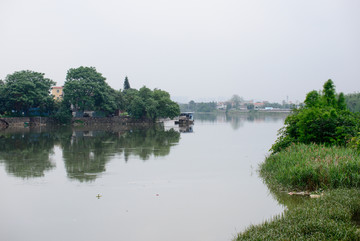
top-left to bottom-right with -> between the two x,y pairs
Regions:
179,95 -> 294,113
345,92 -> 360,113
0,67 -> 180,123
180,100 -> 217,112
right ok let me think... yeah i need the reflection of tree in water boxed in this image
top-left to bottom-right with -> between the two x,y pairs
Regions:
195,112 -> 288,130
120,127 -> 180,161
0,125 -> 180,182
62,126 -> 180,182
0,130 -> 56,178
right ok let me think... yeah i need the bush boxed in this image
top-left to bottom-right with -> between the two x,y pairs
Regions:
271,107 -> 360,153
53,107 -> 72,124
271,80 -> 360,153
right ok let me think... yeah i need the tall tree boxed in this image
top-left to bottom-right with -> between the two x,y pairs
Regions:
323,79 -> 336,107
63,66 -> 116,113
337,92 -> 347,110
123,76 -> 130,90
304,90 -> 321,108
1,70 -> 55,116
230,94 -> 243,109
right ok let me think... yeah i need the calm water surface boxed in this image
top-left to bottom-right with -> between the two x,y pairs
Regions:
0,113 -> 287,241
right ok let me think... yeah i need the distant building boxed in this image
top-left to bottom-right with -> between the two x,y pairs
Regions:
254,102 -> 265,109
51,86 -> 64,101
216,102 -> 227,110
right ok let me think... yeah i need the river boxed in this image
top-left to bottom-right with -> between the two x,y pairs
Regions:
0,113 -> 287,241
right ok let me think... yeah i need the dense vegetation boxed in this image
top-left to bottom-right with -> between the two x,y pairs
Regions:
180,100 -> 217,112
0,67 -> 180,122
236,79 -> 360,241
0,70 -> 56,116
271,79 -> 360,153
261,143 -> 360,191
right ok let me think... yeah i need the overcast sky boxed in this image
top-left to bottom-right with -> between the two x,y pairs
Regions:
1,0 -> 359,103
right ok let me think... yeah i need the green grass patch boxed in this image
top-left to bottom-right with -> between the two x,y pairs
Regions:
235,188 -> 360,241
261,143 -> 360,191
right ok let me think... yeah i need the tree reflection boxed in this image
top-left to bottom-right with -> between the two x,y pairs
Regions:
0,125 -> 180,182
195,112 -> 288,130
61,125 -> 180,182
0,130 -> 56,178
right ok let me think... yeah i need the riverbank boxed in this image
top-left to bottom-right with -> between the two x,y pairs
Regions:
235,188 -> 360,240
0,116 -> 155,129
235,143 -> 360,240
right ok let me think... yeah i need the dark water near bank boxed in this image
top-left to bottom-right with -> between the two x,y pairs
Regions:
0,113 -> 287,241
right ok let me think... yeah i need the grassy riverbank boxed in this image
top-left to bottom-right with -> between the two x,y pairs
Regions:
260,143 -> 360,191
235,80 -> 360,240
234,144 -> 360,240
235,188 -> 360,240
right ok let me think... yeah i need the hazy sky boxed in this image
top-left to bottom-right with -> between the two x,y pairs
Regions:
1,0 -> 359,103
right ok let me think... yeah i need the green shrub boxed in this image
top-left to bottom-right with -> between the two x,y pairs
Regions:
271,79 -> 360,153
53,107 -> 72,124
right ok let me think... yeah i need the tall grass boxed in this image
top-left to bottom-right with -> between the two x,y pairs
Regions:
235,188 -> 360,241
260,143 -> 360,191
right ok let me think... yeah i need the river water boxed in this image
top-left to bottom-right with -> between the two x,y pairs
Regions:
0,113 -> 287,241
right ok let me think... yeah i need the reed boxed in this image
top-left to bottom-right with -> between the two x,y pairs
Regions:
260,143 -> 360,191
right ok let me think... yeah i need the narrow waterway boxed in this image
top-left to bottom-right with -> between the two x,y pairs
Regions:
0,113 -> 287,241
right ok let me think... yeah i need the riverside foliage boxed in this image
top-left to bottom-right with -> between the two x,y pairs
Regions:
0,67 -> 180,122
261,143 -> 360,191
271,79 -> 360,153
235,80 -> 360,240
235,188 -> 360,241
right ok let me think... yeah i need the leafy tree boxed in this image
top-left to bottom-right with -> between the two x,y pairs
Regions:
63,66 -> 116,114
230,94 -> 243,109
188,100 -> 196,111
304,90 -> 321,108
123,87 -> 180,120
127,95 -> 145,119
123,76 -> 130,90
271,80 -> 360,153
114,89 -> 125,111
53,101 -> 72,124
322,79 -> 336,107
337,92 -> 347,110
1,70 -> 55,116
153,88 -> 180,118
246,103 -> 254,110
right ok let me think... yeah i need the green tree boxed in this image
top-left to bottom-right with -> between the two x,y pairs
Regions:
304,90 -> 321,108
153,89 -> 180,119
271,80 -> 360,153
337,92 -> 347,110
63,66 -> 116,114
188,100 -> 196,111
124,87 -> 180,120
123,76 -> 130,90
230,94 -> 243,109
127,95 -> 145,119
322,79 -> 336,107
1,70 -> 55,116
